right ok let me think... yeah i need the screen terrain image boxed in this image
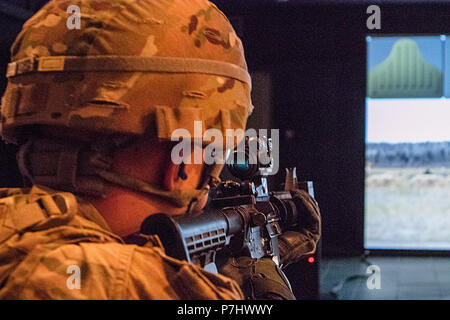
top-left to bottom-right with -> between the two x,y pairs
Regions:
365,35 -> 450,250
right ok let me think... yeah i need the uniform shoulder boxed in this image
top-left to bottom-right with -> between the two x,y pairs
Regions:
0,185 -> 67,200
0,187 -> 32,199
0,184 -> 119,242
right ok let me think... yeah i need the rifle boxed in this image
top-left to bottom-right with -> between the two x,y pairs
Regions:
140,136 -> 314,273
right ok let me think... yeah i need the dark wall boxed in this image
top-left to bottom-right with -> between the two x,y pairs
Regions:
1,1 -> 450,256
214,1 -> 450,256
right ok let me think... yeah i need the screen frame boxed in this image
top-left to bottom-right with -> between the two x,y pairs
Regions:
363,33 -> 450,255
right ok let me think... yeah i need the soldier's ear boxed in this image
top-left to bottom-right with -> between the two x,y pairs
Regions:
163,160 -> 207,192
163,161 -> 182,191
164,142 -> 208,191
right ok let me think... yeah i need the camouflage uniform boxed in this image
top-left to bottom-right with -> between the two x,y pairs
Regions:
0,185 -> 243,299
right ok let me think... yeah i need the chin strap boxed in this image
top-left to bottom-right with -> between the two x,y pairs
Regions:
92,168 -> 209,208
18,137 -> 224,211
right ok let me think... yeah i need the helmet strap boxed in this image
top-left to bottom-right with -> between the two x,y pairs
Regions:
18,137 -> 223,211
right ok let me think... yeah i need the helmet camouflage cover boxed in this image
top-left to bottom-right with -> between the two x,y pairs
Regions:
1,0 -> 253,144
0,0 -> 253,209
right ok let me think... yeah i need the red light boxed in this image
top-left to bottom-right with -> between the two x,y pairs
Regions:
308,257 -> 315,263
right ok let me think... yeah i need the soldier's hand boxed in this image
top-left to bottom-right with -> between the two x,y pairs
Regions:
219,256 -> 296,300
278,189 -> 321,268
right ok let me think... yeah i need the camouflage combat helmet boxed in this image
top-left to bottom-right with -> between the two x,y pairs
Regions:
0,0 -> 253,210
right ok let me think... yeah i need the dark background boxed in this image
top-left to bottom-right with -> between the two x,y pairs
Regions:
1,0 -> 450,258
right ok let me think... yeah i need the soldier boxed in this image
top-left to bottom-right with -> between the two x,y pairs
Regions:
0,0 -> 320,300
